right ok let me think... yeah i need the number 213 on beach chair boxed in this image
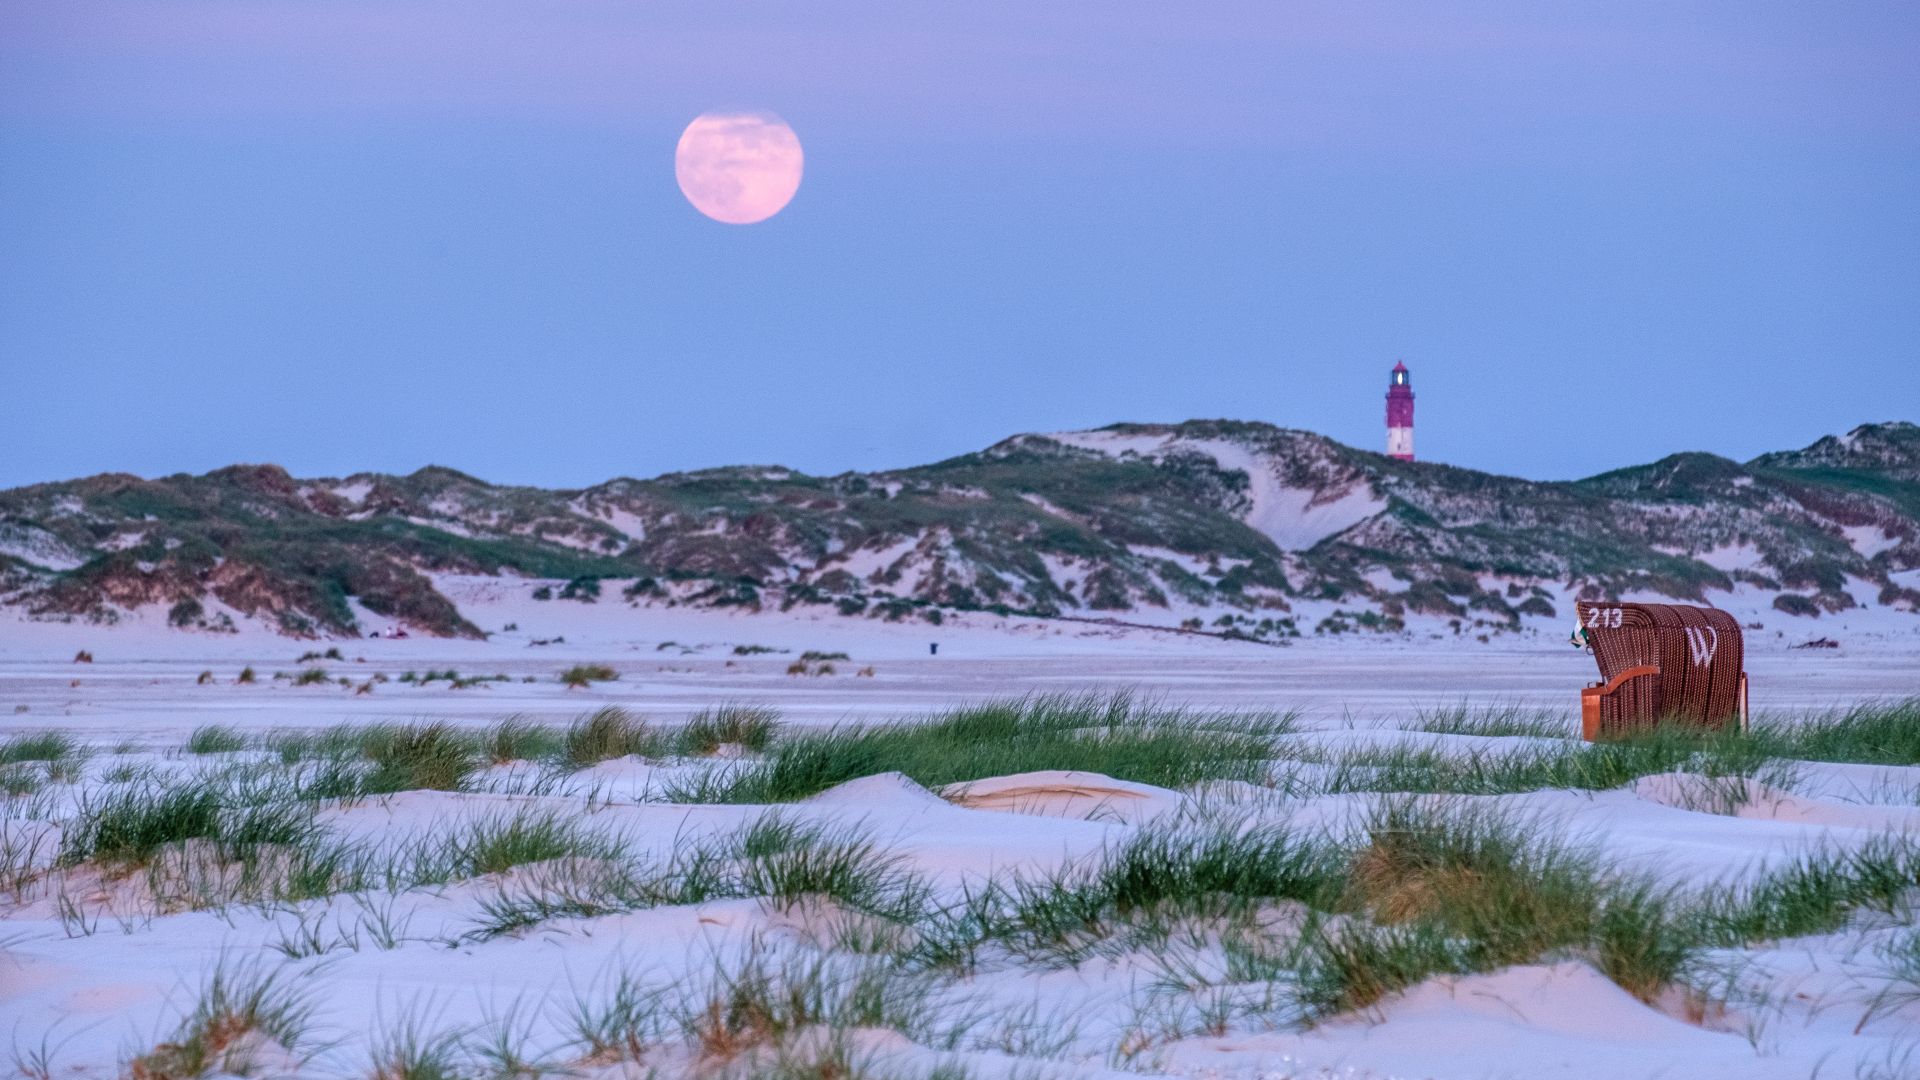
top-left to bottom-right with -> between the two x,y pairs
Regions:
1571,601 -> 1749,741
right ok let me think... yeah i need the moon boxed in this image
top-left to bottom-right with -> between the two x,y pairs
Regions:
674,111 -> 803,225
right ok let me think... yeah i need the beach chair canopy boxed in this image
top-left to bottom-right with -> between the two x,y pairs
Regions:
1576,601 -> 1747,739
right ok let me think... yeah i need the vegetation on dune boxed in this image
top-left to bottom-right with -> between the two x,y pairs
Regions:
0,732 -> 80,766
1751,699 -> 1920,766
186,725 -> 247,755
56,781 -> 321,869
13,692 -> 1920,1074
6,421 -> 1915,638
665,692 -> 1294,803
1345,699 -> 1920,798
680,704 -> 782,755
128,963 -> 318,1080
558,707 -> 660,767
559,663 -> 619,689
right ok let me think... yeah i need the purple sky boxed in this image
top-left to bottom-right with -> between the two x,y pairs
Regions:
3,2 -> 1916,486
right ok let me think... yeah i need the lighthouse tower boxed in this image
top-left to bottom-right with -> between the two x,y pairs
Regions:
1385,361 -> 1414,461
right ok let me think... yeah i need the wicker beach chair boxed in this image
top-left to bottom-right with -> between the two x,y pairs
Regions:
1575,601 -> 1748,740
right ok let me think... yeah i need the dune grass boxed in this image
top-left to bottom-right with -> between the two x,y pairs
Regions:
464,815 -> 920,943
0,764 -> 44,799
403,811 -> 629,885
57,782 -> 320,869
559,663 -> 619,689
361,722 -> 479,794
1304,722 -> 1796,799
559,707 -> 662,768
481,715 -> 564,765
1408,703 -> 1571,739
185,725 -> 247,755
1751,698 -> 1920,766
128,963 -> 317,1080
0,733 -> 80,766
672,948 -> 944,1070
1332,801 -> 1697,1005
668,692 -> 1294,804
680,704 -> 782,755
1691,834 -> 1920,947
365,1009 -> 466,1080
25,693 -> 1920,1070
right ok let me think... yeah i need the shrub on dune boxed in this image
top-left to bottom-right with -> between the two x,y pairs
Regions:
559,664 -> 619,689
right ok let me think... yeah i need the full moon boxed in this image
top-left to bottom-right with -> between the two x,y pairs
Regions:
674,111 -> 803,225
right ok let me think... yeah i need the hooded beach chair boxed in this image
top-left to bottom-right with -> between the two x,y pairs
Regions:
1574,601 -> 1748,740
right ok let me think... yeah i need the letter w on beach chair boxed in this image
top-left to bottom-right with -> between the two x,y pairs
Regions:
1575,601 -> 1748,740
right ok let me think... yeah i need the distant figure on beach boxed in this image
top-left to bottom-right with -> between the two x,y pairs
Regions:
930,643 -> 938,655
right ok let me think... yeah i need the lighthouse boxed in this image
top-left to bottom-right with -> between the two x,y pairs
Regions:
1385,360 -> 1414,461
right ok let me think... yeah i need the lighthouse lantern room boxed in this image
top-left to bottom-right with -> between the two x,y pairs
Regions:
1385,361 -> 1415,461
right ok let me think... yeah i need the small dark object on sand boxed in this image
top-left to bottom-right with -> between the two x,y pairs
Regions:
1792,637 -> 1840,650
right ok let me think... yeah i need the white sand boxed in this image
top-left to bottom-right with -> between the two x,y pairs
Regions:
1,600 -> 1917,1078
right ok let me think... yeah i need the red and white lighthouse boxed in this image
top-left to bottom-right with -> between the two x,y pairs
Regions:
1385,360 -> 1414,461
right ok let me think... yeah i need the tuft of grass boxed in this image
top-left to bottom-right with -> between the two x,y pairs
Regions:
673,948 -> 939,1066
567,971 -> 668,1066
1592,883 -> 1695,1002
741,829 -> 925,918
1859,927 -> 1920,1033
670,692 -> 1292,803
1306,723 -> 1786,799
0,733 -> 78,766
1410,703 -> 1570,739
559,707 -> 659,769
411,811 -> 626,882
559,664 -> 619,689
482,716 -> 562,764
799,651 -> 850,662
1293,916 -> 1468,1017
1692,835 -> 1920,946
1752,698 -> 1920,765
58,783 -> 320,868
1349,801 -> 1613,968
1290,800 -> 1700,1013
186,726 -> 247,755
1097,822 -> 1348,916
465,815 -> 915,941
997,821 -> 1349,967
367,1012 -> 465,1080
236,666 -> 256,685
362,723 -> 480,794
679,705 -> 781,755
295,647 -> 344,663
0,763 -> 45,798
127,963 -> 316,1079
292,668 -> 330,686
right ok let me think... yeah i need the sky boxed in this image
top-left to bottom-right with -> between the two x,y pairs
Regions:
2,1 -> 1916,490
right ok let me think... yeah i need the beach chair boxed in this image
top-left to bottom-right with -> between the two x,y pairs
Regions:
1575,601 -> 1748,740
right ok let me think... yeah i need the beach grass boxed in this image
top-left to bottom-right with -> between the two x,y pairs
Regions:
18,691 -> 1920,1074
667,692 -> 1294,803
